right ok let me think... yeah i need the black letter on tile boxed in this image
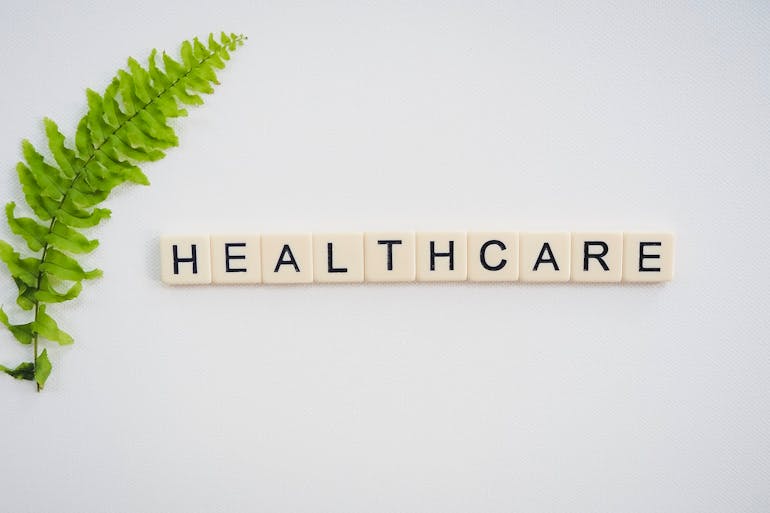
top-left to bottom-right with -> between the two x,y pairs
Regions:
225,242 -> 247,273
583,241 -> 609,271
430,241 -> 454,271
533,242 -> 559,271
327,242 -> 348,273
378,240 -> 402,271
639,242 -> 662,272
275,244 -> 300,273
480,240 -> 507,271
173,244 -> 198,275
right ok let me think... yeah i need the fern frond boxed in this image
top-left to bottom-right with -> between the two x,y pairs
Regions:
0,32 -> 245,390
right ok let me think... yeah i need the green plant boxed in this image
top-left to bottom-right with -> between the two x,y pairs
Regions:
0,32 -> 245,391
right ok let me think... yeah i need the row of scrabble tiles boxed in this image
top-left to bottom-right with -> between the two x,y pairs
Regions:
160,232 -> 674,284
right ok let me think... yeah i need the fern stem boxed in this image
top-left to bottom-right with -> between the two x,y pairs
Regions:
27,40 -> 240,390
32,309 -> 39,391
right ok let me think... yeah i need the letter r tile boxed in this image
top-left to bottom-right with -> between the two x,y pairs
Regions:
571,232 -> 622,282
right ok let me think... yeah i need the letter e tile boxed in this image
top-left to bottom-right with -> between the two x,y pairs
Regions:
211,234 -> 261,284
622,232 -> 675,282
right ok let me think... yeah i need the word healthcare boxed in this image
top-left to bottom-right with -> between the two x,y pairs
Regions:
160,232 -> 674,285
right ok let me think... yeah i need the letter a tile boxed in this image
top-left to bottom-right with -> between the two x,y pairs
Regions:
261,233 -> 313,284
519,232 -> 570,282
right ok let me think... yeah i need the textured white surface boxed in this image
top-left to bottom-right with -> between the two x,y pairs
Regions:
1,1 -> 769,512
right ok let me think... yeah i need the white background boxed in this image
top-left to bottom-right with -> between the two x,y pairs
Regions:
1,1 -> 769,512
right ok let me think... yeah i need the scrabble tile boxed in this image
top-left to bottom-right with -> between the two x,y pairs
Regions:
570,232 -> 622,282
313,233 -> 364,283
261,233 -> 313,284
467,232 -> 519,282
364,232 -> 416,282
416,232 -> 468,282
160,235 -> 212,285
519,232 -> 571,282
211,234 -> 261,284
622,232 -> 675,282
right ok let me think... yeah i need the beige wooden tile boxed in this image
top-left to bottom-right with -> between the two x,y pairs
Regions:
570,232 -> 622,282
416,232 -> 468,282
313,233 -> 364,283
210,234 -> 261,284
622,232 -> 675,282
467,232 -> 519,282
364,232 -> 416,282
261,233 -> 313,284
519,232 -> 571,282
160,235 -> 212,285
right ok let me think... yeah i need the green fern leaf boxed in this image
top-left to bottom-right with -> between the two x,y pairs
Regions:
5,202 -> 48,252
16,162 -> 60,220
47,222 -> 99,254
85,89 -> 111,146
126,57 -> 152,103
0,361 -> 34,381
15,277 -> 37,311
21,140 -> 70,201
117,70 -> 140,116
0,240 -> 40,287
33,306 -> 73,346
39,248 -> 101,281
44,119 -> 78,179
34,277 -> 83,304
34,349 -> 52,389
102,81 -> 127,128
67,182 -> 110,208
1,32 -> 246,389
0,307 -> 34,345
54,205 -> 111,229
135,110 -> 178,147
